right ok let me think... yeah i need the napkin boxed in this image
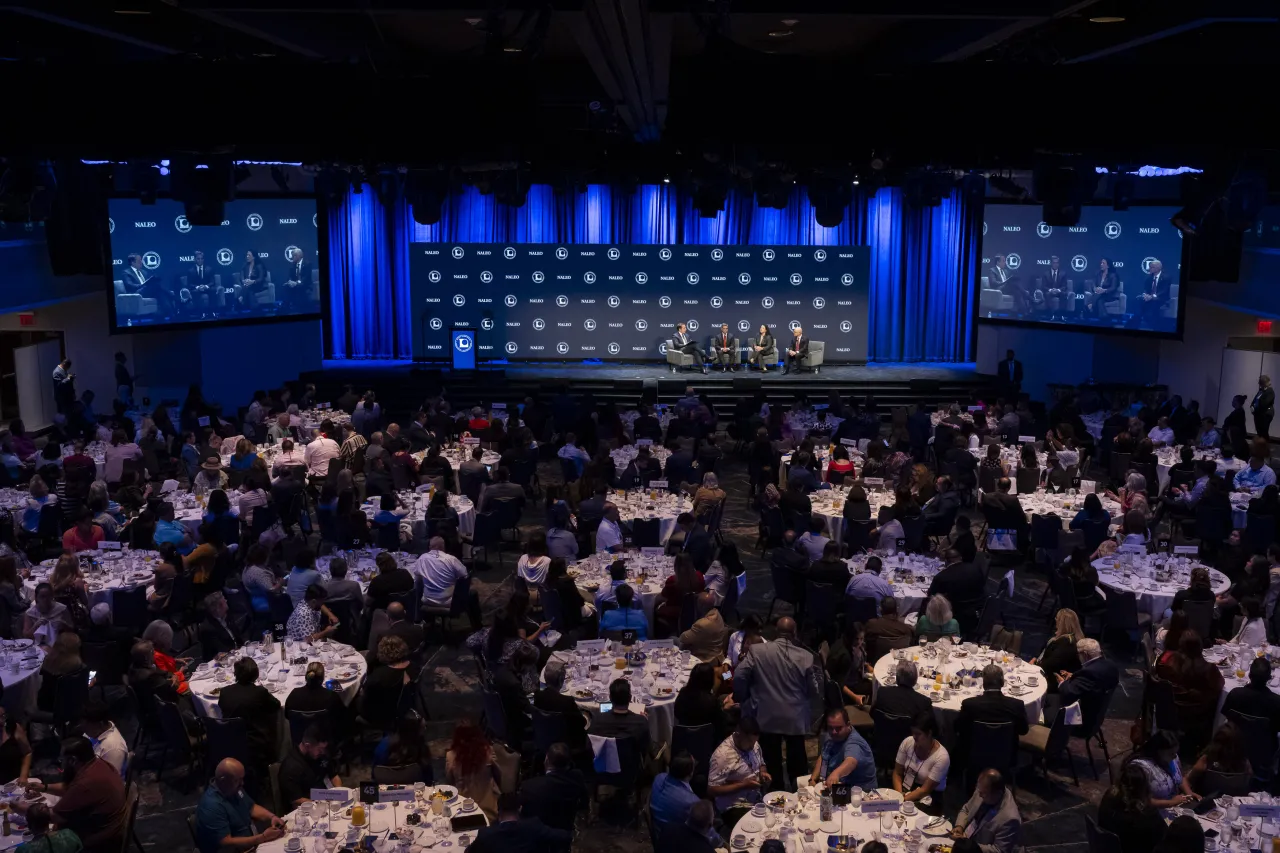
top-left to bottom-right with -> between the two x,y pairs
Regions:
159,479 -> 179,494
1063,702 -> 1083,726
589,735 -> 621,773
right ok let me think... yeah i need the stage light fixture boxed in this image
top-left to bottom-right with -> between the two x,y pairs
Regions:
807,179 -> 852,228
988,174 -> 1028,199
170,155 -> 233,226
693,183 -> 727,218
1034,163 -> 1098,227
128,160 -> 159,205
407,171 -> 450,226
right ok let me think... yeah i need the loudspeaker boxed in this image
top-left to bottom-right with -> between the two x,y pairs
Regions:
733,376 -> 762,392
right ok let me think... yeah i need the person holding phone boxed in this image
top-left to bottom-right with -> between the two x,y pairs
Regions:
707,716 -> 769,811
286,584 -> 339,642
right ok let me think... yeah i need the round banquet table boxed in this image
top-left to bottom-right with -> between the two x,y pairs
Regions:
544,641 -> 696,751
187,639 -> 368,720
846,553 -> 943,615
609,444 -> 673,475
1205,645 -> 1280,731
256,784 -> 489,853
175,498 -> 238,536
0,488 -> 29,513
1187,792 -> 1280,851
1013,490 -> 1122,529
1093,554 -> 1231,621
295,409 -> 352,439
610,490 -> 691,545
221,444 -> 282,471
871,643 -> 1048,735
785,412 -> 844,438
57,441 -> 107,480
422,448 -> 502,487
967,446 -> 1047,475
808,488 -> 894,544
0,783 -> 61,850
316,549 -> 418,594
931,410 -> 999,435
1156,446 -> 1220,494
731,787 -> 960,853
570,550 -> 675,624
360,491 -> 475,540
0,640 -> 46,717
620,408 -> 674,438
24,550 -> 160,615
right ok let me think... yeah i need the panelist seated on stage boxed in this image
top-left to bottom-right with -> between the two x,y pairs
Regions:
987,254 -> 1028,313
119,253 -> 176,311
185,250 -> 228,310
280,247 -> 317,310
783,326 -> 810,375
1089,257 -> 1121,317
672,323 -> 709,375
747,324 -> 777,372
238,250 -> 272,309
709,324 -> 738,372
1134,259 -> 1174,325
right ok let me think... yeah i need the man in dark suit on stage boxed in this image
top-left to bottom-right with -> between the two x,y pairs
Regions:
672,324 -> 708,375
1135,259 -> 1173,325
988,254 -> 1029,313
783,326 -> 810,375
186,250 -> 223,314
281,248 -> 314,310
710,323 -> 737,372
120,253 -> 174,312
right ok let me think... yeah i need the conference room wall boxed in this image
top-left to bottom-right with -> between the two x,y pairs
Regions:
0,294 -> 134,405
1157,298 -> 1258,419
976,324 -> 1110,403
0,237 -> 102,315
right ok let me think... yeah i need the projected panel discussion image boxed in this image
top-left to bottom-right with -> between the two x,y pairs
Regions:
108,197 -> 321,330
979,204 -> 1185,335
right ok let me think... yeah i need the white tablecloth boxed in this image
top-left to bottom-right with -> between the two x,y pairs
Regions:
846,553 -> 943,615
570,551 -> 675,625
1094,555 -> 1231,620
545,642 -> 696,751
0,784 -> 61,850
872,644 -> 1047,732
0,640 -> 45,717
967,446 -> 1048,474
610,491 -> 691,546
186,640 -> 367,719
1014,490 -> 1122,529
620,409 -> 674,438
732,788 -> 957,853
1188,792 -> 1280,851
25,551 -> 160,615
609,445 -> 673,474
360,492 -> 475,540
258,785 -> 488,853
1155,446 -> 1220,494
809,488 -> 893,544
1205,646 -> 1280,732
315,550 -> 418,595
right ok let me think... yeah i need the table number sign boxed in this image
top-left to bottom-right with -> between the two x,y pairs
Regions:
310,788 -> 350,802
97,541 -> 122,550
461,437 -> 481,445
1018,435 -> 1036,444
1174,545 -> 1200,555
359,783 -> 380,804
577,639 -> 608,654
380,788 -> 416,803
860,799 -> 898,814
640,547 -> 666,557
1238,803 -> 1280,820
830,784 -> 851,806
649,479 -> 668,489
840,438 -> 858,447
864,478 -> 885,487
636,439 -> 653,446
642,639 -> 674,649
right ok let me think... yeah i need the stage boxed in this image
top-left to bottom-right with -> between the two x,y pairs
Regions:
303,360 -> 998,417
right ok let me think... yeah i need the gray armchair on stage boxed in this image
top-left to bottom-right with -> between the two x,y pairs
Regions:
666,340 -> 698,373
232,270 -> 276,306
801,341 -> 825,373
113,280 -> 158,318
709,334 -> 740,371
180,274 -> 225,310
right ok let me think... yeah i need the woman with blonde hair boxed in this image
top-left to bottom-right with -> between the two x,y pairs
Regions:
49,553 -> 89,630
21,475 -> 57,534
37,632 -> 83,712
1031,608 -> 1084,691
915,594 -> 959,637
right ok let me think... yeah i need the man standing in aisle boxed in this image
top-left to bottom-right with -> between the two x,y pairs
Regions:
1254,375 -> 1275,443
784,326 -> 810,375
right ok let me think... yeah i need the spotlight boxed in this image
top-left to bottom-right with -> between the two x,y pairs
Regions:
693,184 -> 727,218
406,171 -> 450,226
754,171 -> 791,211
807,179 -> 851,228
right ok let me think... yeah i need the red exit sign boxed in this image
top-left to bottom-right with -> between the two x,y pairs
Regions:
1259,319 -> 1274,335
17,313 -> 35,327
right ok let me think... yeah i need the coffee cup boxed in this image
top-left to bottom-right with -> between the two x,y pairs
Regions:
902,801 -> 917,815
733,835 -> 747,848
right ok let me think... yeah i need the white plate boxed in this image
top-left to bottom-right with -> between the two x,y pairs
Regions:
819,821 -> 841,834
920,817 -> 952,836
738,820 -> 762,833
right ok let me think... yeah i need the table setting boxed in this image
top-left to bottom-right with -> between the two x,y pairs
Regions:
1184,793 -> 1280,853
186,638 -> 368,719
931,409 -> 998,434
316,550 -> 418,594
620,408 -> 674,438
294,409 -> 352,438
0,780 -> 61,851
418,446 -> 502,477
544,638 -> 696,749
608,489 -> 691,545
780,444 -> 850,488
58,440 -> 108,479
0,488 -> 30,512
846,552 -> 944,613
0,639 -> 46,717
170,491 -> 238,535
785,412 -> 845,439
609,443 -> 673,474
1014,489 -> 1122,529
966,445 -> 1047,475
221,443 -> 282,470
359,490 -> 475,540
1093,553 -> 1231,621
729,784 -> 949,853
257,783 -> 489,853
24,549 -> 160,612
872,640 -> 1048,730
569,550 -> 675,624
809,487 -> 894,544
1156,445 -> 1220,494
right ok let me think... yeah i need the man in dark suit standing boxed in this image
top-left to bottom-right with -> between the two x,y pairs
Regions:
926,549 -> 987,627
988,255 -> 1028,313
466,792 -> 571,853
281,248 -> 314,311
517,744 -> 588,833
1253,375 -> 1275,443
783,326 -> 810,375
670,512 -> 713,572
998,350 -> 1023,400
1135,259 -> 1173,325
672,323 -> 709,375
956,665 -> 1029,748
710,323 -> 737,372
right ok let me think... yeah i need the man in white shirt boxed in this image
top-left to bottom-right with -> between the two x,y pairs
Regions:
80,700 -> 129,778
303,420 -> 341,478
1147,417 -> 1175,447
413,536 -> 481,629
595,503 -> 625,553
707,717 -> 770,811
557,433 -> 591,477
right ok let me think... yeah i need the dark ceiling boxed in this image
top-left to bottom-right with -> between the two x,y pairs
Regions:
1,0 -> 1277,170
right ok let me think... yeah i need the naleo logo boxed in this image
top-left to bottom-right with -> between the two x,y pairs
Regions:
814,249 -> 827,262
813,297 -> 826,309
557,342 -> 570,355
761,296 -> 775,308
174,215 -> 192,233
480,271 -> 493,283
636,272 -> 648,284
555,295 -> 569,308
246,213 -> 264,231
607,248 -> 620,260
584,319 -> 597,331
635,319 -> 648,331
452,246 -> 465,258
506,342 -> 519,354
480,318 -> 495,330
762,249 -> 776,261
710,296 -> 723,308
789,273 -> 803,285
108,218 -> 115,234
216,248 -> 234,266
1006,253 -> 1022,270
687,272 -> 699,285
1141,257 -> 1159,274
430,318 -> 444,330
555,247 -> 568,260
584,271 -> 596,284
789,320 -> 801,331
532,271 -> 545,283
659,248 -> 672,261
1104,221 -> 1122,239
532,318 -> 546,331
841,273 -> 854,286
711,248 -> 724,261
428,270 -> 442,283
1036,222 -> 1053,238
608,343 -> 621,354
739,273 -> 751,285
503,247 -> 516,259
607,296 -> 620,308
452,294 -> 466,306
454,335 -> 473,353
840,320 -> 853,333
504,295 -> 517,307
142,251 -> 161,270
687,319 -> 699,332
738,320 -> 750,332
1071,255 -> 1088,272
658,296 -> 672,308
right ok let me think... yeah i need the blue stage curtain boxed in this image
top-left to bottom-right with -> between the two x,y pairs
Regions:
327,182 -> 979,362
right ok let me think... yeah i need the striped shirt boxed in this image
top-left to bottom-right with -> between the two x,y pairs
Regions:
340,433 -> 367,460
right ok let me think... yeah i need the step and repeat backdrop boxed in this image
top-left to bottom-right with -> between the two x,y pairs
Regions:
408,243 -> 871,362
